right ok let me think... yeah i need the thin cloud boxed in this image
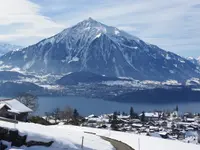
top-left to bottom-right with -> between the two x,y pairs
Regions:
0,0 -> 64,45
0,0 -> 200,57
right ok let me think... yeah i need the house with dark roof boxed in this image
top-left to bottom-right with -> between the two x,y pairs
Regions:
0,99 -> 32,121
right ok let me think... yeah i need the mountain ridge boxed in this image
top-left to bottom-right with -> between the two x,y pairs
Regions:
187,56 -> 200,66
0,43 -> 22,56
0,18 -> 199,81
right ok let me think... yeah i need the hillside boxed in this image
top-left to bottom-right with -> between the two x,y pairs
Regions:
0,71 -> 34,80
0,121 -> 114,150
56,71 -> 131,85
0,82 -> 44,96
110,87 -> 200,103
0,121 -> 199,150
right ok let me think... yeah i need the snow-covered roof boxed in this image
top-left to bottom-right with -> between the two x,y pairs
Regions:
0,99 -> 32,113
159,131 -> 168,135
0,103 -> 8,109
132,123 -> 143,127
186,118 -> 195,122
85,114 -> 96,119
140,112 -> 159,118
8,108 -> 20,114
88,117 -> 109,123
117,115 -> 130,119
149,126 -> 159,130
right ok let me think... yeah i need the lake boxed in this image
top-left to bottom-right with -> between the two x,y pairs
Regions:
1,96 -> 200,116
36,96 -> 200,116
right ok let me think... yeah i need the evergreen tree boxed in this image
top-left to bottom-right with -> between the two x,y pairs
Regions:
112,111 -> 117,120
122,111 -> 126,116
73,109 -> 79,120
72,109 -> 80,125
130,107 -> 134,119
134,112 -> 139,119
175,105 -> 179,112
141,111 -> 146,123
111,111 -> 118,130
117,111 -> 121,116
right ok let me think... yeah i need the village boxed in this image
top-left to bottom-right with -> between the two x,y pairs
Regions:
80,107 -> 200,145
1,97 -> 200,148
39,103 -> 200,145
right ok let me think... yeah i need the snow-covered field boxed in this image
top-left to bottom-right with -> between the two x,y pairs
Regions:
54,125 -> 200,150
1,120 -> 200,150
0,121 -> 114,150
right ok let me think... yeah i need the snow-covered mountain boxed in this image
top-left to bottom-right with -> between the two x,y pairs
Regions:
187,56 -> 200,66
0,43 -> 22,56
0,18 -> 199,81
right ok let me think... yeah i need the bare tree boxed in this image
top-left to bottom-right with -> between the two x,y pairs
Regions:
44,112 -> 51,121
59,106 -> 74,122
16,93 -> 39,112
52,108 -> 61,123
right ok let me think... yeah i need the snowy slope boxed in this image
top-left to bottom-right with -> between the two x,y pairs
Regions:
2,120 -> 198,150
0,18 -> 199,81
0,43 -> 22,56
188,56 -> 200,67
55,125 -> 200,150
0,120 -> 114,150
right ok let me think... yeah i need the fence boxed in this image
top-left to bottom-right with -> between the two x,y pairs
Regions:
0,117 -> 18,124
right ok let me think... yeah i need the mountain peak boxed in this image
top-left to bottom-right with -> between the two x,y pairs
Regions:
78,17 -> 103,28
1,19 -> 200,81
71,18 -> 138,40
87,17 -> 96,22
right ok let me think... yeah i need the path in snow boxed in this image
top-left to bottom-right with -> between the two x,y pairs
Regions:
54,125 -> 200,150
101,136 -> 135,150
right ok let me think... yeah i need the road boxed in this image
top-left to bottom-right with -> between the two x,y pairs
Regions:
101,136 -> 135,150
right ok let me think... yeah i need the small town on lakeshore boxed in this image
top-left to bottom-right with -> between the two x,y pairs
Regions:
1,96 -> 200,148
44,105 -> 200,145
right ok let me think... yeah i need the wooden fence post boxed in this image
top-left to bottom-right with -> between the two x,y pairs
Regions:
138,137 -> 140,150
81,136 -> 84,149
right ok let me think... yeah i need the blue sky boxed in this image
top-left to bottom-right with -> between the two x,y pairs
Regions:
0,0 -> 200,57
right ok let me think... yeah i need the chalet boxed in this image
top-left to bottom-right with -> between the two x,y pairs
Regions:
0,99 -> 32,121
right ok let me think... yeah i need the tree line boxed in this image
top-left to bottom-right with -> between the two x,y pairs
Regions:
45,106 -> 82,125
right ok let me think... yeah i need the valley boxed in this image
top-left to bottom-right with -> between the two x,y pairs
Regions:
1,1 -> 200,150
1,70 -> 200,104
0,18 -> 200,105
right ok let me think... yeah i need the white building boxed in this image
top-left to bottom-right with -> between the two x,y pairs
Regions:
140,112 -> 160,121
